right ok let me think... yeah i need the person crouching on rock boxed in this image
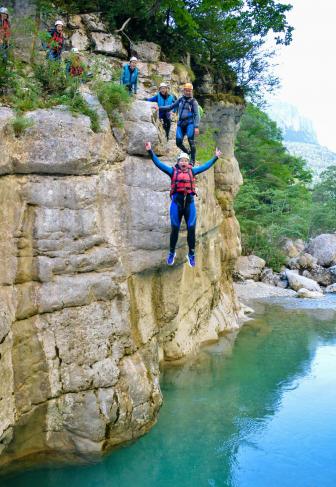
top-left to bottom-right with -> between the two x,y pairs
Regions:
120,56 -> 138,95
144,82 -> 176,140
159,82 -> 200,165
145,141 -> 222,267
66,47 -> 86,80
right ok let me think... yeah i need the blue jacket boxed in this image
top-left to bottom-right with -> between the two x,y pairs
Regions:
120,64 -> 138,92
146,92 -> 176,118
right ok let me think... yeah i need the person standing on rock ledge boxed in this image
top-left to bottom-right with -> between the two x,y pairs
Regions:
159,82 -> 200,165
120,56 -> 139,95
46,20 -> 65,61
144,82 -> 176,140
145,141 -> 222,267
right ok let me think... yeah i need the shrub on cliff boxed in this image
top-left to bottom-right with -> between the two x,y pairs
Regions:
94,81 -> 131,127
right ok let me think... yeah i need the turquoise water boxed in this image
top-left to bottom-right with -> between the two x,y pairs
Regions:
2,298 -> 336,487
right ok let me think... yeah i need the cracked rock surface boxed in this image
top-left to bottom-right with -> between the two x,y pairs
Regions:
0,56 -> 244,471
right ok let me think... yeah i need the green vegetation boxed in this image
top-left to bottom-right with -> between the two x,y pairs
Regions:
94,80 -> 131,127
234,104 -> 312,269
10,114 -> 34,137
234,105 -> 336,269
310,167 -> 336,234
35,0 -> 293,98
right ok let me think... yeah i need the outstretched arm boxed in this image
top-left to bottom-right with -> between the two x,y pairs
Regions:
145,95 -> 159,102
145,142 -> 173,177
193,148 -> 222,175
159,97 -> 181,113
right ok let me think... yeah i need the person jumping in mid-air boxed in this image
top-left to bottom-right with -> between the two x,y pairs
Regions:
120,56 -> 139,95
145,141 -> 222,267
159,82 -> 200,165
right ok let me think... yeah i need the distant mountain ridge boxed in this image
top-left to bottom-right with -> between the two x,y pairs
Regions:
266,100 -> 336,178
266,100 -> 319,145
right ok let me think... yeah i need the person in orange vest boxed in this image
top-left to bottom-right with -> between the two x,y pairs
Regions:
66,48 -> 86,79
47,20 -> 64,61
0,7 -> 11,61
145,141 -> 222,267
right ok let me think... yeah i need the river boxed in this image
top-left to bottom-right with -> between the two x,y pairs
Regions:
2,296 -> 336,487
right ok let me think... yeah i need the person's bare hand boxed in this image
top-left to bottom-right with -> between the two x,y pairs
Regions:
215,147 -> 222,158
194,128 -> 200,136
145,141 -> 151,151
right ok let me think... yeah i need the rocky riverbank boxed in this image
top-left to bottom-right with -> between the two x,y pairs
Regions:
234,234 -> 336,300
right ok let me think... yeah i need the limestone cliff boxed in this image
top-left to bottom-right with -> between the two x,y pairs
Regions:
0,39 -> 243,469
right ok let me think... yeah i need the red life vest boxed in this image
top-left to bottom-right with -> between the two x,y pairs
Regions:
0,19 -> 10,43
170,165 -> 196,196
49,30 -> 64,52
70,65 -> 84,77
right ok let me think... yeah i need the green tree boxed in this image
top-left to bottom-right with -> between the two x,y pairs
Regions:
234,104 -> 312,269
36,0 -> 293,96
310,166 -> 336,235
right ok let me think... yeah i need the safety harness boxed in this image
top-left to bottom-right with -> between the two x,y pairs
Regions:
178,97 -> 196,124
170,164 -> 197,197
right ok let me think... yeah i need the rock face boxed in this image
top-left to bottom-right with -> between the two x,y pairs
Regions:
306,234 -> 336,267
234,255 -> 266,281
286,270 -> 321,292
0,63 -> 243,469
91,33 -> 128,58
132,42 -> 161,62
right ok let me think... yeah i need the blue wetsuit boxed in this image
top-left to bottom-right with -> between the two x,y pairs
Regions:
148,149 -> 218,255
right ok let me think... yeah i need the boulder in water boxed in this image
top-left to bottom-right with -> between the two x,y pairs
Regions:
325,283 -> 336,293
286,270 -> 321,292
297,288 -> 324,299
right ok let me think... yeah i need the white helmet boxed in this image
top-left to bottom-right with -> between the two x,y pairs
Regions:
0,7 -> 8,14
71,47 -> 79,53
130,56 -> 138,62
55,20 -> 64,26
159,82 -> 168,88
177,151 -> 190,161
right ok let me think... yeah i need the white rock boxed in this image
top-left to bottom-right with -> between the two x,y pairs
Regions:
70,30 -> 90,51
306,234 -> 336,267
91,33 -> 127,58
81,13 -> 107,32
234,255 -> 266,281
286,270 -> 322,292
297,288 -> 324,299
132,41 -> 161,62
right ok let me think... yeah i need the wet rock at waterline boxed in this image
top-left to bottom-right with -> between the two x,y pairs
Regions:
286,270 -> 322,293
296,288 -> 324,299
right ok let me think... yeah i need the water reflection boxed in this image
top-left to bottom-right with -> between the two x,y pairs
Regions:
2,301 -> 336,487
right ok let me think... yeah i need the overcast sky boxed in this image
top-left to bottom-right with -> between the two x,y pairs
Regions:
268,0 -> 336,151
